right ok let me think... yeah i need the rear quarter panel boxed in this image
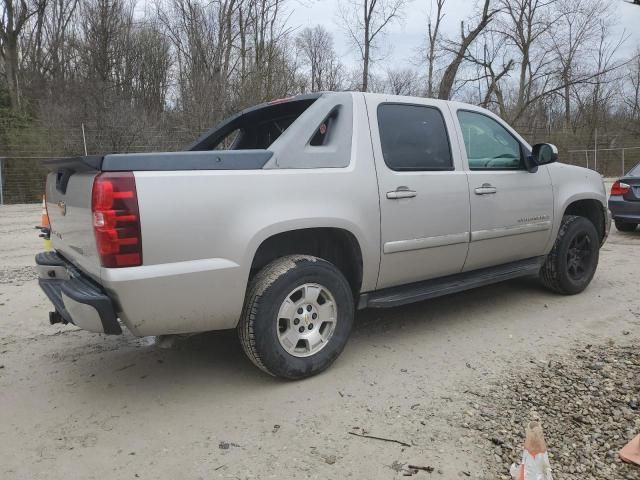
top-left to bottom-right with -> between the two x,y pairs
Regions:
103,94 -> 381,336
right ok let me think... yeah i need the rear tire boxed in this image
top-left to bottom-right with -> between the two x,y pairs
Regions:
540,215 -> 599,295
615,221 -> 637,232
238,255 -> 354,380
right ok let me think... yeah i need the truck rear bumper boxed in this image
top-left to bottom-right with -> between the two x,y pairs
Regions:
36,252 -> 122,335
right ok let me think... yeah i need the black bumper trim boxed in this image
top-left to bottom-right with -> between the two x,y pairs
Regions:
36,253 -> 122,335
36,251 -> 66,267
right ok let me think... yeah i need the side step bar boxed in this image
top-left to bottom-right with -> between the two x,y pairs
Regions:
360,257 -> 545,309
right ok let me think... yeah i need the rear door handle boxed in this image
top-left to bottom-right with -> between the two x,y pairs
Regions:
474,183 -> 497,195
387,187 -> 417,199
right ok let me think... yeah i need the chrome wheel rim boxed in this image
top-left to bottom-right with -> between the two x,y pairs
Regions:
276,283 -> 338,358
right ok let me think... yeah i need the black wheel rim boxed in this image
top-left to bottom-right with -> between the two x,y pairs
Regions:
566,232 -> 593,281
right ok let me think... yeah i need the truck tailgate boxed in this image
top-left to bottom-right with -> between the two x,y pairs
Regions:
44,159 -> 102,282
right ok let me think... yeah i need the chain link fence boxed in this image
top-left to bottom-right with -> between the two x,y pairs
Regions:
1,121 -> 640,205
0,120 -> 201,205
567,147 -> 640,178
0,157 -> 52,204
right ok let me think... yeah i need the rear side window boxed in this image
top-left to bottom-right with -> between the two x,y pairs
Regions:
377,104 -> 453,171
189,97 -> 318,151
310,107 -> 339,146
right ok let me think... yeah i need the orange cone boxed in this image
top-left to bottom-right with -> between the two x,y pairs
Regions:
40,195 -> 50,229
38,195 -> 52,251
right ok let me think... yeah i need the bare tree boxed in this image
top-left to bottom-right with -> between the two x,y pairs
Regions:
158,0 -> 240,130
474,32 -> 514,116
624,50 -> 640,121
2,0 -> 639,180
550,0 -> 610,129
1,0 -> 46,110
493,0 -> 571,124
128,24 -> 171,114
338,0 -> 406,92
437,0 -> 495,100
384,67 -> 419,95
32,0 -> 78,82
495,0 -> 627,125
425,0 -> 445,98
575,20 -> 627,142
296,25 -> 343,92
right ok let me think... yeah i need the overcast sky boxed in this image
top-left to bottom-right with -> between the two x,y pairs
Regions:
289,0 -> 640,73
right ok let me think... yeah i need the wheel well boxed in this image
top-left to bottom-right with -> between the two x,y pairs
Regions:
250,228 -> 363,295
564,199 -> 605,241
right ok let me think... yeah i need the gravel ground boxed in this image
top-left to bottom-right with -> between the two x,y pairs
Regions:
1,203 -> 640,480
457,341 -> 640,479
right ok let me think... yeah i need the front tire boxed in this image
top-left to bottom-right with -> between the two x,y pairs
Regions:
615,221 -> 637,232
540,215 -> 600,295
238,255 -> 354,380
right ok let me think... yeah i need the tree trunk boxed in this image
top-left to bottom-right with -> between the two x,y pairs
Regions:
438,51 -> 464,99
362,41 -> 370,92
362,1 -> 370,92
438,0 -> 493,100
426,0 -> 444,98
5,34 -> 22,111
516,49 -> 529,114
564,76 -> 571,130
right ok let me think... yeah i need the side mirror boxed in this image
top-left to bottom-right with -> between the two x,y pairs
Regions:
524,154 -> 539,173
532,143 -> 558,165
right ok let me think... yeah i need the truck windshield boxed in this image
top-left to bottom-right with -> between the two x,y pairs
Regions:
189,95 -> 320,151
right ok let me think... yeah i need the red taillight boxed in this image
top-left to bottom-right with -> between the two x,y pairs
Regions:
611,181 -> 630,196
91,172 -> 142,268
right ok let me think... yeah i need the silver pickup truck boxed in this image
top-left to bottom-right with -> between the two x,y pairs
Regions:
37,92 -> 610,379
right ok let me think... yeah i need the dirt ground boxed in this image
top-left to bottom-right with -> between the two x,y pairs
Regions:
1,203 -> 639,480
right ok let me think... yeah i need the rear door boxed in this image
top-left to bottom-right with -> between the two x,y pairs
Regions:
365,96 -> 471,289
449,107 -> 554,272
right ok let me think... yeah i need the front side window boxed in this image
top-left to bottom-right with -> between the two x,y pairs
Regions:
457,110 -> 522,170
377,104 -> 453,171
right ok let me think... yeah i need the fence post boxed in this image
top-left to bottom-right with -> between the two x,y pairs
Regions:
0,157 -> 4,205
594,128 -> 598,173
622,149 -> 625,177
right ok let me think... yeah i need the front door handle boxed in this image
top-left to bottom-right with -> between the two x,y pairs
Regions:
387,187 -> 417,199
474,183 -> 497,195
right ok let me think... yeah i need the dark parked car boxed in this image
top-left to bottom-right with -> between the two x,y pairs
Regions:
609,162 -> 640,232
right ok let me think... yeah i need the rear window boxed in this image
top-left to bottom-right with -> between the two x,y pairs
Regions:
629,162 -> 640,176
190,97 -> 319,151
377,104 -> 453,171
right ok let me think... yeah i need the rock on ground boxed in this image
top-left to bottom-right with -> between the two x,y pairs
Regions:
458,342 -> 640,480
